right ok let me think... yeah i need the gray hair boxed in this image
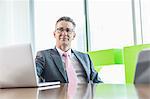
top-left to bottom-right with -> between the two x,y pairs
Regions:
56,16 -> 76,27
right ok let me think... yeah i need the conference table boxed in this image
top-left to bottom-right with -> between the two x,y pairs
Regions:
0,83 -> 150,99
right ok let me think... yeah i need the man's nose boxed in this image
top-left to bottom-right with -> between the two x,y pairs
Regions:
61,31 -> 68,35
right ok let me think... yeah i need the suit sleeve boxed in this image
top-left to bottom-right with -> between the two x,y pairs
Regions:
88,54 -> 103,83
35,51 -> 46,82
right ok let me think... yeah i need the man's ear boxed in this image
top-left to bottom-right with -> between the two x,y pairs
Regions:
53,31 -> 56,37
72,32 -> 76,40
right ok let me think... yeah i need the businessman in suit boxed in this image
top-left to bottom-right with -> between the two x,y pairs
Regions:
35,16 -> 102,83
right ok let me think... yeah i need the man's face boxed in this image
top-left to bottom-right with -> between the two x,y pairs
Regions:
54,21 -> 76,48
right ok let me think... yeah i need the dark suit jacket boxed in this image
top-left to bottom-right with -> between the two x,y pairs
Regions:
35,48 -> 102,83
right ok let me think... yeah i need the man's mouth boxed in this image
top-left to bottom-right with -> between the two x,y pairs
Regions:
60,38 -> 69,41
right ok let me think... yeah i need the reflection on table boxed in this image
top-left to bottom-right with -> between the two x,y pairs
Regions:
0,83 -> 150,99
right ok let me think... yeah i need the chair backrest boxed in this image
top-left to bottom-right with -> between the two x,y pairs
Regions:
88,49 -> 123,72
134,49 -> 150,84
123,44 -> 150,84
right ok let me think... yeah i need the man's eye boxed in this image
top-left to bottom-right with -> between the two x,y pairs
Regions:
59,28 -> 64,31
66,28 -> 73,32
66,29 -> 70,32
56,28 -> 73,33
57,28 -> 63,32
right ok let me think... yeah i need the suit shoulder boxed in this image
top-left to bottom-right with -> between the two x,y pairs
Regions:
73,50 -> 88,56
37,49 -> 54,54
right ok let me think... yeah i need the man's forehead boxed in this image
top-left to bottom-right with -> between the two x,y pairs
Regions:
56,21 -> 74,28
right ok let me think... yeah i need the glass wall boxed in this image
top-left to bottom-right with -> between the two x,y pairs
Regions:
0,0 -> 33,47
88,0 -> 134,51
34,0 -> 86,53
141,0 -> 150,44
88,0 -> 134,83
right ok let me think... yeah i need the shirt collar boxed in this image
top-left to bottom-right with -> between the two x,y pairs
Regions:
56,47 -> 72,57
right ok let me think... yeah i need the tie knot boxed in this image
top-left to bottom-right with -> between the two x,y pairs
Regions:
63,52 -> 68,57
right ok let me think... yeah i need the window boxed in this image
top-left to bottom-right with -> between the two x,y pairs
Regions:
0,0 -> 32,47
88,0 -> 133,84
141,0 -> 150,44
88,0 -> 134,51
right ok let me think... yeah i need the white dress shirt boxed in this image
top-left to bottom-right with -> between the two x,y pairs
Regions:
56,47 -> 86,83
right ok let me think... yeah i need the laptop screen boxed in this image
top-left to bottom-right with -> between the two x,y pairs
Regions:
134,49 -> 150,84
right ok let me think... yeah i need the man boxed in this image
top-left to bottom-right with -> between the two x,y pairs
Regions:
35,16 -> 102,83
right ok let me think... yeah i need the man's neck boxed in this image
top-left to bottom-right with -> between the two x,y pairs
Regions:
56,45 -> 70,52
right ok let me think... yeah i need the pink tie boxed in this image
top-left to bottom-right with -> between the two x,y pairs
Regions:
63,52 -> 77,98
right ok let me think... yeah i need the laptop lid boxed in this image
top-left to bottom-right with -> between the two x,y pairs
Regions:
0,43 -> 38,88
134,49 -> 150,84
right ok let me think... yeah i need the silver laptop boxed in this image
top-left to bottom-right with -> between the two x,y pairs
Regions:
0,43 -> 60,88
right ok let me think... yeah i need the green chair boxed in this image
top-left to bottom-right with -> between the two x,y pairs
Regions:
123,44 -> 150,84
88,49 -> 123,72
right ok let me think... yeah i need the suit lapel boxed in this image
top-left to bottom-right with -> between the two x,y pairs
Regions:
50,49 -> 67,82
72,50 -> 90,81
